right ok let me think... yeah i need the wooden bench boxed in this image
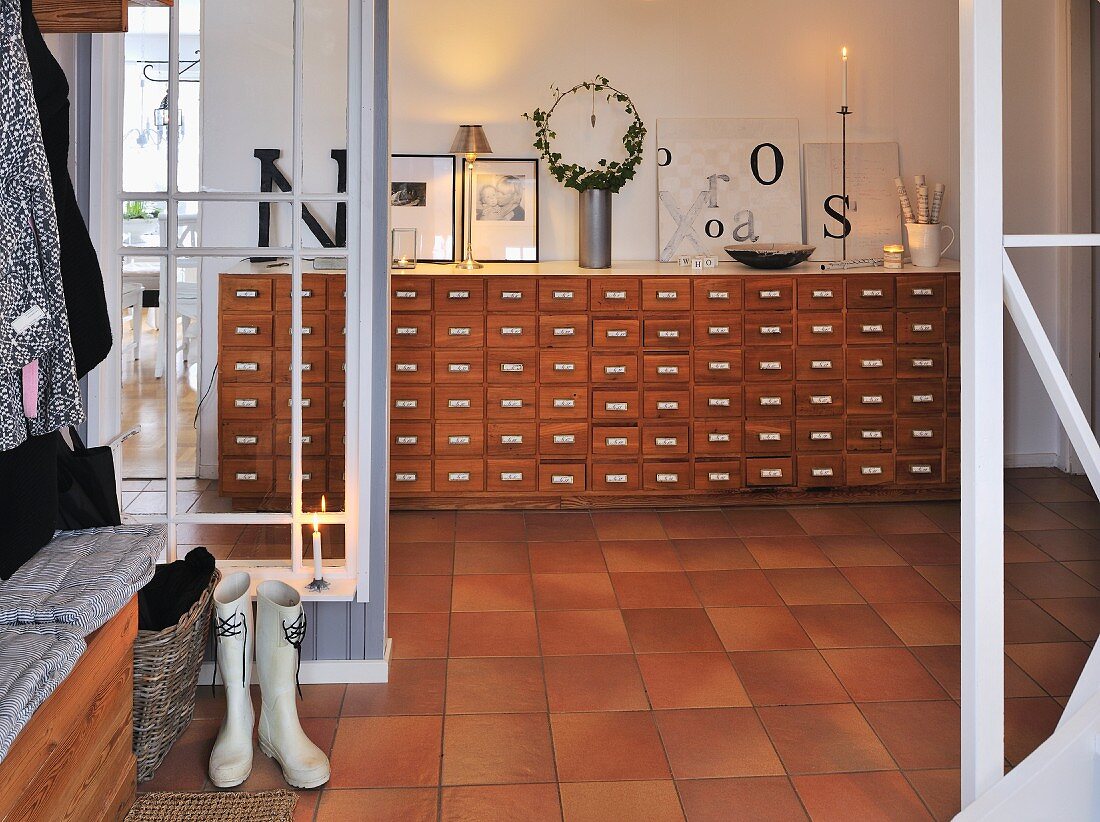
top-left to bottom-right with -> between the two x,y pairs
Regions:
0,598 -> 137,822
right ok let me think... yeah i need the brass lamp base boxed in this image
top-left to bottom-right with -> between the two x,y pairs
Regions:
455,259 -> 484,270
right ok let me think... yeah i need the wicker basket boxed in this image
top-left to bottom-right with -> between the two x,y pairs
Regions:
133,569 -> 220,783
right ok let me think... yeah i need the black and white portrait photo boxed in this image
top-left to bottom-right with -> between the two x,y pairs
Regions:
474,174 -> 527,222
391,181 -> 428,207
462,157 -> 539,262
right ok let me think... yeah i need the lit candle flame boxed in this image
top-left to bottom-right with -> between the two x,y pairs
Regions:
321,495 -> 327,514
842,46 -> 848,60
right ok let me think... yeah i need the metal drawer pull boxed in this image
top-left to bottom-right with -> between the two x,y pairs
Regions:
759,289 -> 781,299
862,324 -> 884,333
912,323 -> 934,332
606,437 -> 629,447
657,366 -> 680,375
553,290 -> 574,299
234,398 -> 258,408
448,472 -> 471,482
501,363 -> 524,372
708,290 -> 730,300
395,327 -> 418,336
862,395 -> 884,404
555,363 -> 575,372
810,431 -> 833,441
862,430 -> 883,439
709,433 -> 731,443
395,363 -> 418,372
759,361 -> 782,370
605,365 -> 627,375
299,398 -> 311,407
234,435 -> 258,445
300,289 -> 314,298
552,474 -> 575,484
448,290 -> 470,299
760,325 -> 782,335
448,436 -> 471,445
395,436 -> 418,445
913,429 -> 935,438
298,326 -> 313,335
299,435 -> 313,445
811,360 -> 832,370
656,437 -> 679,447
710,398 -> 732,407
810,395 -> 833,405
607,329 -> 628,338
709,361 -> 731,371
448,363 -> 471,373
709,472 -> 732,482
394,472 -> 418,482
656,473 -> 679,483
861,466 -> 884,475
449,327 -> 471,336
395,399 -> 418,409
910,465 -> 934,474
448,399 -> 471,408
300,363 -> 313,372
554,434 -> 576,444
657,401 -> 680,410
760,469 -> 783,479
235,362 -> 259,371
813,289 -> 834,298
657,291 -> 678,299
861,288 -> 885,297
554,327 -> 576,336
606,402 -> 629,411
501,435 -> 524,444
912,358 -> 935,368
235,326 -> 259,335
234,289 -> 259,298
501,399 -> 523,408
554,399 -> 576,408
605,290 -> 627,299
812,324 -> 834,334
708,326 -> 730,335
759,432 -> 782,441
913,394 -> 934,403
812,468 -> 835,477
605,474 -> 629,484
862,359 -> 884,368
501,291 -> 523,300
501,472 -> 524,482
235,472 -> 258,481
300,473 -> 313,482
394,290 -> 417,299
500,327 -> 523,336
760,396 -> 782,406
912,287 -> 934,296
658,329 -> 680,338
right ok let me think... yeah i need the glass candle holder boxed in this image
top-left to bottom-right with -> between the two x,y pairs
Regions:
883,244 -> 905,270
391,228 -> 418,269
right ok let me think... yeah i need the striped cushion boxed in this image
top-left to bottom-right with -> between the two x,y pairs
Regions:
0,624 -> 85,763
0,525 -> 165,636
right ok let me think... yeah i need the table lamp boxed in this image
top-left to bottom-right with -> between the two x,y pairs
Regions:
450,124 -> 493,269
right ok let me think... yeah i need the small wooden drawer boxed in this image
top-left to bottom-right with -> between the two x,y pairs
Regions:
897,417 -> 946,452
846,418 -> 895,452
275,421 -> 327,456
593,425 -> 641,456
593,389 -> 640,420
487,278 -> 537,312
591,278 -> 641,311
327,386 -> 346,420
540,351 -> 590,384
220,457 -> 276,495
540,386 -> 589,420
275,457 -> 326,494
846,276 -> 895,308
539,462 -> 587,492
897,346 -> 946,379
946,450 -> 961,483
693,314 -> 743,347
592,318 -> 641,348
539,278 -> 589,312
797,278 -> 844,310
329,424 -> 346,455
390,387 -> 432,421
487,459 -> 538,492
327,349 -> 346,383
275,385 -> 327,420
390,422 -> 431,457
391,459 -> 431,492
391,350 -> 432,384
846,454 -> 895,486
539,315 -> 589,348
221,275 -> 274,313
693,278 -> 743,310
274,312 -> 327,348
391,314 -> 431,349
846,383 -> 896,416
746,457 -> 793,487
275,274 -> 328,312
642,387 -> 690,420
695,459 -> 743,490
744,277 -> 794,310
897,454 -> 945,485
794,419 -> 844,453
435,315 -> 486,349
744,347 -> 794,382
796,313 -> 843,345
434,423 -> 485,457
744,313 -> 794,346
592,461 -> 642,491
487,314 -> 537,348
898,310 -> 944,344
694,420 -> 743,455
948,345 -> 960,380
947,421 -> 961,452
946,311 -> 960,345
694,350 -> 744,384
222,349 -> 274,384
540,422 -> 589,456
746,419 -> 793,455
643,317 -> 692,348
487,386 -> 537,420
327,275 -> 347,311
328,457 -> 346,487
745,385 -> 794,418
591,352 -> 639,384
220,385 -> 274,420
275,349 -> 326,384
220,314 -> 274,348
327,312 -> 347,346
641,278 -> 691,310
220,421 -> 274,457
897,382 -> 946,415
796,347 -> 844,381
846,346 -> 896,379
643,460 -> 691,491
644,353 -> 690,384
435,352 -> 486,384
435,388 -> 486,421
642,423 -> 689,456
845,311 -> 895,344
948,382 -> 960,415
487,423 -> 537,457
798,455 -> 845,487
947,275 -> 960,308
434,460 -> 486,492
693,387 -> 743,419
434,278 -> 486,313
795,383 -> 845,417
390,276 -> 433,311
487,350 -> 537,384
897,275 -> 946,308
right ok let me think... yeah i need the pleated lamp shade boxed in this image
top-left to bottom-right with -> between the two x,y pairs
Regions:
449,125 -> 493,156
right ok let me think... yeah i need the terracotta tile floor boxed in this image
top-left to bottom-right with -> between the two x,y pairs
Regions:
142,469 -> 1100,821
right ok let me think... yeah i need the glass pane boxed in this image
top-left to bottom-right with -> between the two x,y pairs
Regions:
302,201 -> 346,251
122,201 -> 167,247
301,523 -> 345,567
178,201 -> 291,250
302,0 -> 348,194
122,6 -> 173,192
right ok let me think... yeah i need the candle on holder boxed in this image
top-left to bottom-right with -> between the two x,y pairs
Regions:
312,514 -> 322,580
842,47 -> 849,109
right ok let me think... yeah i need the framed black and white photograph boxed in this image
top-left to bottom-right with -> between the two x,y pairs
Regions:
390,154 -> 457,262
462,158 -> 539,262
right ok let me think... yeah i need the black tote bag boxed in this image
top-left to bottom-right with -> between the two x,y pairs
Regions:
56,427 -> 122,529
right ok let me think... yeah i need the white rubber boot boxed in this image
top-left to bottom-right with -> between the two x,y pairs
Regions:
208,572 -> 255,788
255,580 -> 330,789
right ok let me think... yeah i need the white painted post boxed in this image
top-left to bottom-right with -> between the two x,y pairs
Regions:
960,0 -> 1006,804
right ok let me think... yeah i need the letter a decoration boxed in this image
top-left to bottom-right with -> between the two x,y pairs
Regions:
656,118 -> 803,262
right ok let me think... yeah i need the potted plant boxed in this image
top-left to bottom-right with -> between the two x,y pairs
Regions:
122,200 -> 164,246
524,76 -> 645,268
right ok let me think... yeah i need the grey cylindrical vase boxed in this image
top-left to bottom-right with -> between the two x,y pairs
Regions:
579,188 -> 612,269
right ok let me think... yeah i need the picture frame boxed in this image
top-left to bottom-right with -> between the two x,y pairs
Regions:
461,157 -> 539,263
389,154 -> 457,263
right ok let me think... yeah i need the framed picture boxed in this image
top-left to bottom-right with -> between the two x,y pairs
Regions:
462,158 -> 539,263
390,154 -> 457,263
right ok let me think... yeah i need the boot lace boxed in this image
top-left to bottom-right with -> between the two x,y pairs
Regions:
282,612 -> 307,699
211,610 -> 248,693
